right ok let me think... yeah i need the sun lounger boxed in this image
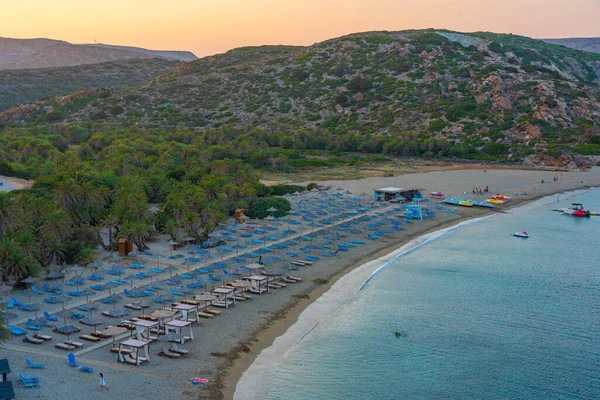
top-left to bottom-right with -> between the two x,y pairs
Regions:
119,353 -> 148,365
268,283 -> 283,289
159,347 -> 181,358
26,359 -> 45,369
111,347 -> 132,354
181,300 -> 200,306
205,309 -> 221,316
9,325 -> 27,336
124,303 -> 142,311
43,311 -> 58,321
288,276 -> 303,282
80,334 -> 101,342
298,260 -> 313,265
55,343 -> 76,351
79,366 -> 94,373
23,335 -> 44,345
248,287 -> 266,294
281,277 -> 296,284
290,261 -> 306,267
171,343 -> 189,355
197,312 -> 214,318
65,340 -> 84,348
34,333 -> 52,341
18,374 -> 40,388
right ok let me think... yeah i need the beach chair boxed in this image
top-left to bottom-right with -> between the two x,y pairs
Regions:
55,342 -> 76,351
34,333 -> 52,341
171,343 -> 189,355
170,288 -> 183,296
23,335 -> 44,345
367,234 -> 380,240
9,325 -> 27,336
18,374 -> 40,388
67,290 -> 81,297
43,296 -> 58,304
67,353 -> 77,367
159,347 -> 181,358
43,311 -> 58,321
79,366 -> 94,373
31,285 -> 44,295
26,359 -> 45,369
6,297 -> 14,309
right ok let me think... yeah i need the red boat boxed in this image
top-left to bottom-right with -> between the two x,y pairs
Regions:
430,191 -> 445,197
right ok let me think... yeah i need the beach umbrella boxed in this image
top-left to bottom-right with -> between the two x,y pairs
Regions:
194,294 -> 217,309
69,266 -> 84,275
67,277 -> 85,292
79,302 -> 102,316
182,288 -> 195,301
162,266 -> 179,278
106,307 -> 129,321
101,326 -> 128,347
55,309 -> 73,325
100,281 -> 119,295
87,261 -> 102,269
107,255 -> 123,263
102,294 -> 123,310
81,315 -> 106,334
55,324 -> 80,343
26,318 -> 44,334
77,289 -> 97,303
21,277 -> 39,286
0,284 -> 13,294
45,271 -> 64,280
0,311 -> 17,323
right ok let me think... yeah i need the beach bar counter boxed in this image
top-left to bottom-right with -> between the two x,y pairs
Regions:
373,187 -> 423,202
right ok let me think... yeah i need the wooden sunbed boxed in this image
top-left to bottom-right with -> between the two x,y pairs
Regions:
65,340 -> 84,348
288,276 -> 303,282
34,333 -> 52,341
55,342 -> 76,351
291,261 -> 306,267
233,295 -> 247,301
124,303 -> 142,311
170,343 -> 189,355
205,309 -> 221,316
110,347 -> 131,354
80,334 -> 101,342
197,312 -> 213,319
299,260 -> 313,265
248,287 -> 266,294
23,335 -> 44,345
268,283 -> 283,289
281,277 -> 296,284
181,300 -> 200,306
159,348 -> 181,359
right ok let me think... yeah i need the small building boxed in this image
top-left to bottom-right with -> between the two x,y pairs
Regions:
373,187 -> 423,202
118,238 -> 133,256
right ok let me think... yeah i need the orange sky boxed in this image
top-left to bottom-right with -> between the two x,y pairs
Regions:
3,0 -> 600,57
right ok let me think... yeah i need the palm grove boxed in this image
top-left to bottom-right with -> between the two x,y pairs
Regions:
0,123 -> 294,283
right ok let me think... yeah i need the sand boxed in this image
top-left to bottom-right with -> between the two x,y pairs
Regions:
2,167 -> 599,400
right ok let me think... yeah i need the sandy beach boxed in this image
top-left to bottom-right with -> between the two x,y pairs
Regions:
1,167 -> 598,400
0,175 -> 33,191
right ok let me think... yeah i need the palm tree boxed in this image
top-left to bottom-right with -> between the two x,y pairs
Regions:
100,214 -> 119,255
40,206 -> 72,243
53,179 -> 82,214
0,192 -> 18,239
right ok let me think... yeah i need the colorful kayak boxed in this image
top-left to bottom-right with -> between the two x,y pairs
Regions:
430,192 -> 445,197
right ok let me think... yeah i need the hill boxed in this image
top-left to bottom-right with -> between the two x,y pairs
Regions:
4,30 -> 600,164
0,58 -> 179,111
0,37 -> 196,70
542,37 -> 600,54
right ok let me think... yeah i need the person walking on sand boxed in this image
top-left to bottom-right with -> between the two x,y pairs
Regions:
99,373 -> 108,391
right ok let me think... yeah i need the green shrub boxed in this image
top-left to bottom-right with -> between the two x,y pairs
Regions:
269,184 -> 306,196
573,143 -> 599,155
428,119 -> 448,132
247,197 -> 291,219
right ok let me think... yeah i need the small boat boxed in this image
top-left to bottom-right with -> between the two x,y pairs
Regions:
562,203 -> 591,218
443,198 -> 460,205
458,200 -> 473,207
430,191 -> 445,197
479,202 -> 495,208
512,231 -> 529,238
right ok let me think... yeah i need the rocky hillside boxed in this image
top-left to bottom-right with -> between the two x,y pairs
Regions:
0,37 -> 196,69
0,58 -> 179,111
5,30 -> 600,162
543,38 -> 600,54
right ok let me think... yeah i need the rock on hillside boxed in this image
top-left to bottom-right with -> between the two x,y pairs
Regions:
7,30 -> 600,163
0,58 -> 179,111
0,37 -> 197,70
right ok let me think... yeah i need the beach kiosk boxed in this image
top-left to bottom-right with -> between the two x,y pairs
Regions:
118,339 -> 150,366
244,275 -> 269,294
118,238 -> 133,256
210,287 -> 236,308
373,187 -> 423,202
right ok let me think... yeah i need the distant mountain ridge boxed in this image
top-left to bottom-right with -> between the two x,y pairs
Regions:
0,37 -> 196,70
542,37 -> 600,54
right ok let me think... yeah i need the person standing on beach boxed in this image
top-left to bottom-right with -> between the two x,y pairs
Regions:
99,373 -> 108,391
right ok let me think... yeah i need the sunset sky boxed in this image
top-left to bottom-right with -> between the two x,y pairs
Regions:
3,0 -> 600,57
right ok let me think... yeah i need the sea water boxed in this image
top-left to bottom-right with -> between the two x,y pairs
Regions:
240,189 -> 600,399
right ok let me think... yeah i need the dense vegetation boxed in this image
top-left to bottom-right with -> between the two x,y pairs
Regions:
5,29 -> 598,162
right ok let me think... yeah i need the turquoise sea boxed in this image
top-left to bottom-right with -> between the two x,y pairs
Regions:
239,189 -> 600,399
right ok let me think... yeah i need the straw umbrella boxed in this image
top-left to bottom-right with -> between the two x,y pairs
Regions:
80,315 -> 106,334
162,266 -> 179,278
101,326 -> 128,347
21,277 -> 39,287
55,324 -> 80,343
194,294 -> 217,310
166,240 -> 178,257
106,307 -> 129,322
78,289 -> 96,304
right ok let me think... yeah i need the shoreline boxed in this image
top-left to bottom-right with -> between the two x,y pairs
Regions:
220,183 -> 585,400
